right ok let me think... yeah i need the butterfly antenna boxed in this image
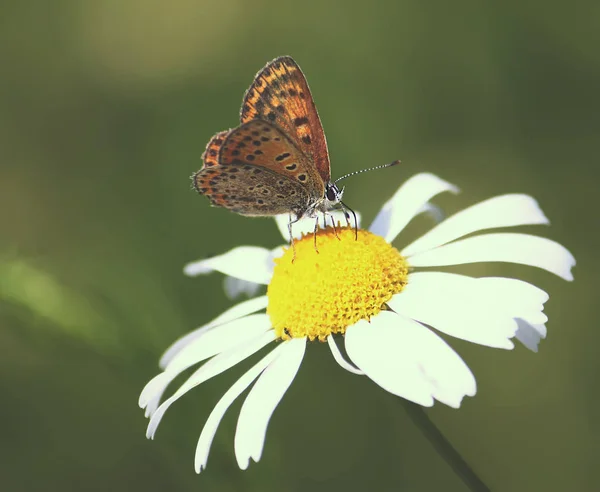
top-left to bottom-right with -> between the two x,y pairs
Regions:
334,160 -> 401,184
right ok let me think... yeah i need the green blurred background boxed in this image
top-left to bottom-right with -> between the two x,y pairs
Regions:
1,1 -> 597,490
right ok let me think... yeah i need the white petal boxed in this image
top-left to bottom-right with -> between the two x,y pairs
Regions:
369,173 -> 459,243
476,277 -> 549,324
388,272 -> 518,349
476,276 -> 549,306
387,314 -> 477,408
183,246 -> 274,284
516,311 -> 547,325
345,315 -> 434,406
143,394 -> 162,419
235,338 -> 306,469
407,233 -> 576,281
195,343 -> 286,473
159,296 -> 269,369
346,311 -> 476,407
164,314 -> 271,375
140,314 -> 271,417
274,211 -> 362,241
515,319 -> 547,353
327,335 -> 364,375
274,214 -> 292,240
417,202 -> 446,224
402,194 -> 549,257
223,276 -> 262,300
147,331 -> 276,440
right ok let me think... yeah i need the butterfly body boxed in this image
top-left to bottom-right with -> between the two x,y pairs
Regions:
193,56 -> 343,222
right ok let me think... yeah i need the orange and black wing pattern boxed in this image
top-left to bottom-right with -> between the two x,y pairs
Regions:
192,120 -> 324,216
217,120 -> 323,193
200,130 -> 230,167
240,56 -> 331,183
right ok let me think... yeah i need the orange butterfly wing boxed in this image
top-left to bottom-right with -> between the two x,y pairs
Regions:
240,56 -> 331,183
192,120 -> 325,217
218,120 -> 323,196
201,130 -> 230,167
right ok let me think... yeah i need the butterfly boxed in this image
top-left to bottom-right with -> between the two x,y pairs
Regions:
192,56 -> 397,239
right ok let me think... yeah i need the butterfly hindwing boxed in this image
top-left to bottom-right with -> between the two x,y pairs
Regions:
240,56 -> 331,183
193,164 -> 310,216
201,130 -> 230,167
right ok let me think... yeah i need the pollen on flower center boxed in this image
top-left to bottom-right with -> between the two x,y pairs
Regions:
267,226 -> 409,341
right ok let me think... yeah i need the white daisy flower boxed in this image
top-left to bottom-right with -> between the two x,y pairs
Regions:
139,172 -> 575,473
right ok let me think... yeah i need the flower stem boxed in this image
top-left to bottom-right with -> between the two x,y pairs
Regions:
399,400 -> 490,492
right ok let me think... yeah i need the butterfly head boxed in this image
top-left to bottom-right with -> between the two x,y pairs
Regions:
302,181 -> 344,219
325,181 -> 344,206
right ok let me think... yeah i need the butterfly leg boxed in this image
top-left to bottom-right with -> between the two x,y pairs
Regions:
339,206 -> 351,228
287,213 -> 302,262
328,213 -> 341,240
339,201 -> 358,240
312,217 -> 321,254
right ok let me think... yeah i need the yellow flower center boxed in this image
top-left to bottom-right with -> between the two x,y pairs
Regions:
267,227 -> 409,341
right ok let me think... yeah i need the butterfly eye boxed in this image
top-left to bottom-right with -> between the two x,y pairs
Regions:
326,183 -> 339,202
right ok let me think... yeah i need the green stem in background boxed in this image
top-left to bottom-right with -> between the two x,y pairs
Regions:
400,399 -> 490,492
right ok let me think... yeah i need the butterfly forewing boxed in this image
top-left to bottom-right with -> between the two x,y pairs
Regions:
218,120 -> 324,198
240,56 -> 331,183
